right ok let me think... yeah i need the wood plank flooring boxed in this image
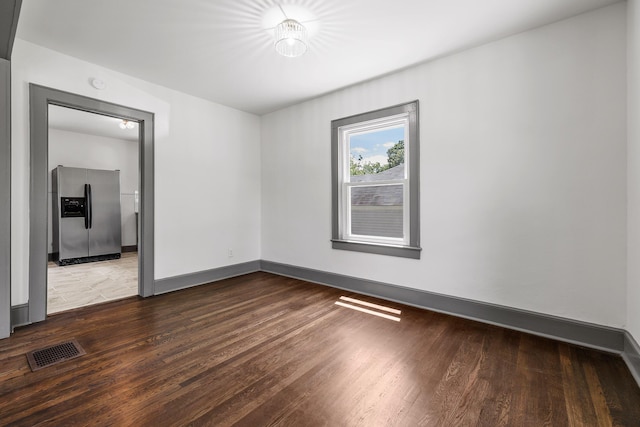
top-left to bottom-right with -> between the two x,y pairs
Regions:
1,272 -> 639,426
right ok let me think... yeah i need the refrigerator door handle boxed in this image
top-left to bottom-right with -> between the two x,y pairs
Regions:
87,183 -> 93,229
84,184 -> 90,229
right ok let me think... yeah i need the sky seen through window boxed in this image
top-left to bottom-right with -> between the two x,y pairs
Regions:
349,126 -> 404,166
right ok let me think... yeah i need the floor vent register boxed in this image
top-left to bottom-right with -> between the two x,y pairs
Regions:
26,339 -> 86,372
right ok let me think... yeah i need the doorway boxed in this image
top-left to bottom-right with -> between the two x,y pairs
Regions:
27,84 -> 154,325
47,105 -> 140,313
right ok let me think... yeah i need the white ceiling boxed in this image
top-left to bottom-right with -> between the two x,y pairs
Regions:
49,105 -> 139,142
17,0 -> 621,115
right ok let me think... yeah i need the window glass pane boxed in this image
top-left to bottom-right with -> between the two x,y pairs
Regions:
349,126 -> 405,180
350,184 -> 403,238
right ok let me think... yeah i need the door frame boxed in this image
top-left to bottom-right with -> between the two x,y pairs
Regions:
28,84 -> 154,323
0,60 -> 10,337
0,0 -> 22,340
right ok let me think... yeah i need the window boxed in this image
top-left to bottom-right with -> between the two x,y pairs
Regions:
331,101 -> 420,259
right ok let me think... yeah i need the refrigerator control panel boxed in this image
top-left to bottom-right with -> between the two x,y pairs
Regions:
61,197 -> 86,218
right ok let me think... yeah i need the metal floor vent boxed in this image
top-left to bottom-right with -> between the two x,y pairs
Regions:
26,339 -> 86,372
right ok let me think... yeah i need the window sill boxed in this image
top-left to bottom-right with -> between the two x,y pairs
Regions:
331,239 -> 421,259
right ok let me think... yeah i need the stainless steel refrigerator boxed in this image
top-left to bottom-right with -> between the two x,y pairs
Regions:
52,166 -> 122,266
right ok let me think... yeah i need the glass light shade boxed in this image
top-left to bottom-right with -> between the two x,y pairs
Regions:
119,120 -> 135,129
274,19 -> 308,58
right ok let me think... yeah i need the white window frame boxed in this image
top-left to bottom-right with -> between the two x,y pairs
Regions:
331,101 -> 421,259
338,115 -> 410,246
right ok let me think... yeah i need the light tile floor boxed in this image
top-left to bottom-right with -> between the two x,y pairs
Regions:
47,252 -> 138,314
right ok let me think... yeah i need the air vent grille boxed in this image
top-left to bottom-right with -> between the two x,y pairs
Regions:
26,339 -> 86,371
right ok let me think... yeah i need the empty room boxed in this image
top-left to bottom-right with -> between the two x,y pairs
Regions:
1,0 -> 640,425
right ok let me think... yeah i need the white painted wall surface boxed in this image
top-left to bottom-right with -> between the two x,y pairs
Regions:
261,4 -> 627,327
628,0 -> 640,343
11,39 -> 261,305
48,127 -> 139,251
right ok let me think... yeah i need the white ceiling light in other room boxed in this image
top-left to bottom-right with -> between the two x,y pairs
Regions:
119,120 -> 135,130
274,18 -> 308,58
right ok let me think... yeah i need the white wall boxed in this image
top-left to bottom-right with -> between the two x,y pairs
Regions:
628,0 -> 640,343
11,39 -> 262,305
261,4 -> 627,327
48,127 -> 139,251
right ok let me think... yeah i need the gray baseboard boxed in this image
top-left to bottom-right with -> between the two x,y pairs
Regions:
154,260 -> 261,295
260,260 -> 625,354
10,303 -> 28,331
623,331 -> 640,386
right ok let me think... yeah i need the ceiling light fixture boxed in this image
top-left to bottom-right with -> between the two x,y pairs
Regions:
274,18 -> 308,58
119,119 -> 135,130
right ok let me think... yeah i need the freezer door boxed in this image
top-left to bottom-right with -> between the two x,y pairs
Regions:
87,169 -> 122,256
57,167 -> 89,260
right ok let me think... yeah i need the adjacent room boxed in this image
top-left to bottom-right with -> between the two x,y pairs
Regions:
47,106 -> 139,313
1,0 -> 640,425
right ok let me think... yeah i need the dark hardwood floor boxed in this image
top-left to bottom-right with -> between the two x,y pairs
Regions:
1,272 -> 639,426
